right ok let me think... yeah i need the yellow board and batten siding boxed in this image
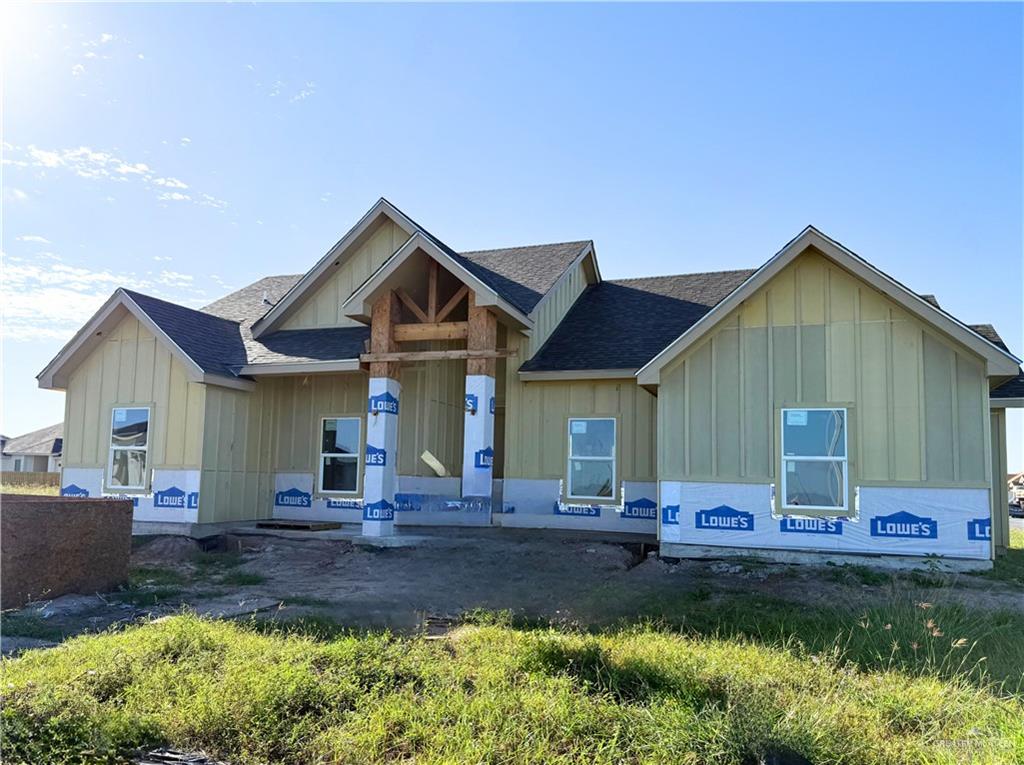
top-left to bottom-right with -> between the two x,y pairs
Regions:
282,219 -> 407,330
658,250 -> 990,489
501,257 -> 658,488
62,315 -> 205,475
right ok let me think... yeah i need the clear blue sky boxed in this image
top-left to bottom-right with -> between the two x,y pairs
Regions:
3,2 -> 1022,468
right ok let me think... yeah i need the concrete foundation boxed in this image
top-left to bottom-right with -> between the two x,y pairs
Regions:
659,542 -> 994,572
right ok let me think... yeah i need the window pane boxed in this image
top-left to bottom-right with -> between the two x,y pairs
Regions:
784,459 -> 845,508
569,419 -> 615,458
112,407 -> 149,447
322,457 -> 358,492
322,419 -> 360,455
569,459 -> 613,497
782,409 -> 845,457
110,449 -> 147,487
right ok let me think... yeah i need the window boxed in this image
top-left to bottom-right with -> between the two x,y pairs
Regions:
780,408 -> 848,512
108,406 -> 150,490
567,418 -> 616,500
13,458 -> 22,472
319,417 -> 361,493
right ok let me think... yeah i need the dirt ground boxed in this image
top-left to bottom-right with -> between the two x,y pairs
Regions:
3,527 -> 1022,652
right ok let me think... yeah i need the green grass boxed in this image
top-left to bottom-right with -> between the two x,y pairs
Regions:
108,587 -> 185,608
129,567 -> 188,588
981,527 -> 1024,586
2,614 -> 1022,765
608,588 -> 1024,693
0,614 -> 66,642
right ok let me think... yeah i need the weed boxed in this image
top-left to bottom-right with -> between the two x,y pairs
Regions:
2,615 -> 1021,765
0,613 -> 65,641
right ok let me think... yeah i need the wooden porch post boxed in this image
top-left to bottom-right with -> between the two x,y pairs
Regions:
363,291 -> 402,537
461,292 -> 498,505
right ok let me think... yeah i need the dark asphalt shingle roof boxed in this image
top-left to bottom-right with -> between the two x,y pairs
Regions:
457,241 -> 591,315
200,275 -> 370,365
3,422 -> 63,456
520,269 -> 756,372
123,290 -> 248,377
992,372 -> 1024,399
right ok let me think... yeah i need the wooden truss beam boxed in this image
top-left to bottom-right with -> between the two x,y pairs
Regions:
359,348 -> 517,363
395,287 -> 429,324
393,322 -> 468,342
436,284 -> 469,323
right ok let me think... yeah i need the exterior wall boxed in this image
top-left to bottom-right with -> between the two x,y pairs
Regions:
198,384 -> 276,524
990,408 -> 1009,555
504,379 -> 657,485
397,351 -> 465,477
655,250 -> 993,560
657,251 -> 989,488
61,314 -> 206,488
282,218 -> 407,330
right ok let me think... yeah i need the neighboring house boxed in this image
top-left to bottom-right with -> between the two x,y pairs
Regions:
1,423 -> 63,473
1009,473 -> 1024,505
39,199 -> 1024,565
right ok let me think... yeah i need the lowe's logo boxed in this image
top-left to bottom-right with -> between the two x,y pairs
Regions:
779,517 -> 843,535
623,497 -> 657,520
365,444 -> 387,466
61,484 -> 89,497
465,393 -> 478,412
967,518 -> 991,541
489,396 -> 496,414
275,487 -> 311,508
474,446 -> 494,469
662,504 -> 680,525
695,505 -> 754,531
870,511 -> 937,539
326,498 -> 362,510
554,502 -> 601,517
154,486 -> 188,508
363,499 -> 394,521
368,391 -> 399,415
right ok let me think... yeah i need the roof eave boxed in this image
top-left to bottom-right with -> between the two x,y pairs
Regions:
636,226 -> 1022,386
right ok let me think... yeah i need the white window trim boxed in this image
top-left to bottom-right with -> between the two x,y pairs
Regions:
106,405 -> 151,492
566,417 -> 617,501
318,416 -> 362,495
779,407 -> 848,513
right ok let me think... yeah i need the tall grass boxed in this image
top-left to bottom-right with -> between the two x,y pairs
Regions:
3,614 -> 1022,765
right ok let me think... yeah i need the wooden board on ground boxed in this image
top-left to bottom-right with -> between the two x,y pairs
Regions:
255,520 -> 343,531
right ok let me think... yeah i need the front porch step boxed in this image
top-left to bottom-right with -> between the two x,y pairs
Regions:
255,520 -> 343,532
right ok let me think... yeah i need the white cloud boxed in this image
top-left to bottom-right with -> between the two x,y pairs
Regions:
137,53 -> 145,60
180,137 -> 191,146
16,235 -> 51,244
3,188 -> 28,202
71,63 -> 85,76
153,177 -> 188,189
1,255 -> 207,341
157,191 -> 190,202
157,270 -> 194,287
152,255 -> 172,262
6,143 -> 228,210
290,82 -> 316,103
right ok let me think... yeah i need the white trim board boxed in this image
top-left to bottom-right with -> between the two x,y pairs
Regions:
636,226 -> 1021,385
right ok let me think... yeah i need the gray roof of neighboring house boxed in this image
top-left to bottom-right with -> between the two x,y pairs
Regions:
520,269 -> 756,372
3,423 -> 63,456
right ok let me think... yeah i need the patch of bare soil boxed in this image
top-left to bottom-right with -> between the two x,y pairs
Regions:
6,530 -> 1022,646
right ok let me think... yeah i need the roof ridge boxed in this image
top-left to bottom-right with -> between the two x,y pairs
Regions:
609,267 -> 756,283
460,240 -> 590,256
121,288 -> 243,328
